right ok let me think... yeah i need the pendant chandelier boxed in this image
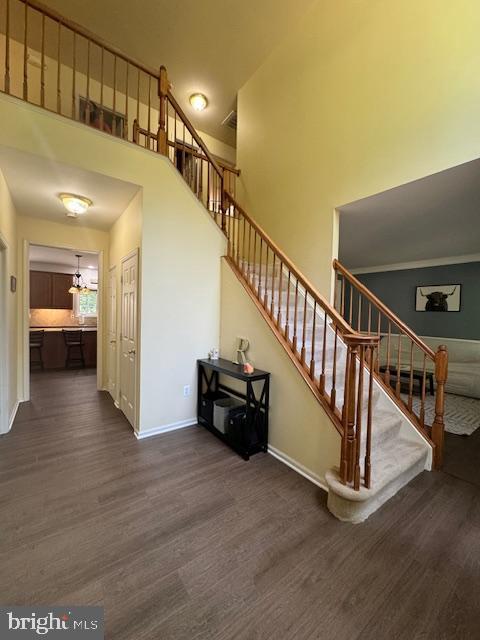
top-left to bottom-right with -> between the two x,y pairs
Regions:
68,254 -> 91,294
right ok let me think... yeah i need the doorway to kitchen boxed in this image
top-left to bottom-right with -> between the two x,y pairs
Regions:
27,244 -> 101,394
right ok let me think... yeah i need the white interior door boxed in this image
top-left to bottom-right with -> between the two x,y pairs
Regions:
107,265 -> 117,403
120,250 -> 138,428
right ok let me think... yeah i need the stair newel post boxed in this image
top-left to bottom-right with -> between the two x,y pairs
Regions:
364,344 -> 375,489
340,345 -> 351,484
353,345 -> 364,490
158,65 -> 168,156
431,345 -> 448,469
346,341 -> 358,484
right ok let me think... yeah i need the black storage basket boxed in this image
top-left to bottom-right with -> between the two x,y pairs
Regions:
198,390 -> 229,426
227,406 -> 265,448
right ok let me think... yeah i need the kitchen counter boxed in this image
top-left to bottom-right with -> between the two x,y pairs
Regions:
30,326 -> 98,332
29,328 -> 97,369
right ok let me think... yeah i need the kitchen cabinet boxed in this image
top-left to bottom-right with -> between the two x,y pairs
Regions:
30,271 -> 73,309
30,271 -> 52,309
52,273 -> 74,309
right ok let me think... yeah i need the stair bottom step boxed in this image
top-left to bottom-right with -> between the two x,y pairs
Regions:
325,443 -> 428,524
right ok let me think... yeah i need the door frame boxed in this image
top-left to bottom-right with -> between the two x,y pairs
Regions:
0,232 -> 9,433
107,263 -> 119,406
119,248 -> 139,429
21,241 -> 104,401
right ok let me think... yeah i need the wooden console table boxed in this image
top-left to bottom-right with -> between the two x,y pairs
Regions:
197,358 -> 270,460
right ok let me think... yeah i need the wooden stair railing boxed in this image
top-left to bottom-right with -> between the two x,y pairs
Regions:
223,193 -> 380,489
333,259 -> 447,468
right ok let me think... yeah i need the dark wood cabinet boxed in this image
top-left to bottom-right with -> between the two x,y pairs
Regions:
30,271 -> 52,309
30,271 -> 73,309
52,273 -> 74,309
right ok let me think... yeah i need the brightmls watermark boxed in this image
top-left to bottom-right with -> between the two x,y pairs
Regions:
0,607 -> 104,638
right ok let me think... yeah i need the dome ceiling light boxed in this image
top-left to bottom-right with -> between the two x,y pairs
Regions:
189,93 -> 208,112
59,193 -> 93,217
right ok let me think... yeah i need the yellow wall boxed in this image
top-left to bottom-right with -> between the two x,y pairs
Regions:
0,170 -> 18,432
236,0 -> 480,296
139,162 -> 226,433
220,260 -> 340,483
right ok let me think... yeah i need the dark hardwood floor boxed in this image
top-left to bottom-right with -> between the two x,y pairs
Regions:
1,369 -> 479,639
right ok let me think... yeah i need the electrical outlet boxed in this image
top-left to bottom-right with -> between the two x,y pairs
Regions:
183,385 -> 191,398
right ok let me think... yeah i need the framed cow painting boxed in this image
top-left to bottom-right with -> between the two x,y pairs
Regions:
415,284 -> 461,312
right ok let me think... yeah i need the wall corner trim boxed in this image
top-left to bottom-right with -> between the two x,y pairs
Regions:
7,400 -> 19,433
268,445 -> 329,493
134,418 -> 197,440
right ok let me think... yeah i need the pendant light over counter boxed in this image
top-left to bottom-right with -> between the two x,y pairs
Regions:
69,254 -> 92,294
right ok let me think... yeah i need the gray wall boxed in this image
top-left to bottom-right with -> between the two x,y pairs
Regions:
356,262 -> 480,340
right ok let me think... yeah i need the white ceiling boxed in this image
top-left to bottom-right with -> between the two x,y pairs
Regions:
338,159 -> 480,269
0,146 -> 140,231
40,0 -> 317,146
30,245 -> 98,269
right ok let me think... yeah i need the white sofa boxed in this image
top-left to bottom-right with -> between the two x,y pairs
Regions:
378,335 -> 480,399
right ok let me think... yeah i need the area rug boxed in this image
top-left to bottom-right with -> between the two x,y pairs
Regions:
402,392 -> 480,436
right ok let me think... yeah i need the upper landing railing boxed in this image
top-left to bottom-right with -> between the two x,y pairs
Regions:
1,0 -> 239,209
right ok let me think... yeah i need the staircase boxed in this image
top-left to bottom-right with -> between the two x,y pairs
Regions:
2,0 -> 447,522
221,197 -> 435,522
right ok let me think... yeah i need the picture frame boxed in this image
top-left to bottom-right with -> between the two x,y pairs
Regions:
79,96 -> 126,138
415,284 -> 461,312
10,275 -> 16,293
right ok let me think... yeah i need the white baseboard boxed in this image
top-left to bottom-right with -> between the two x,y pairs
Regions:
268,445 -> 328,493
7,400 -> 19,432
134,418 -> 197,440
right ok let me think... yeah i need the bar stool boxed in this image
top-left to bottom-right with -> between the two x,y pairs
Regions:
62,330 -> 85,369
30,330 -> 45,370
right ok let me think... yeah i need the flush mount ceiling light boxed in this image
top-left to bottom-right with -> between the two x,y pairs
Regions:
59,193 -> 92,217
189,93 -> 208,112
68,254 -> 91,295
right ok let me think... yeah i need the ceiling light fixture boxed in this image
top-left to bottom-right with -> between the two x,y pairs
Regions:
59,193 -> 92,217
189,93 -> 208,112
68,254 -> 91,295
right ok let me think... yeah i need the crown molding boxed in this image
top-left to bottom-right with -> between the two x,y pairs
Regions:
349,253 -> 480,275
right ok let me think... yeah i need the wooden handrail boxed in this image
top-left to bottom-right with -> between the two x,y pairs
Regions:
18,0 -> 160,79
333,259 -> 435,360
167,91 -> 223,178
165,139 -> 239,175
225,193 -> 362,339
